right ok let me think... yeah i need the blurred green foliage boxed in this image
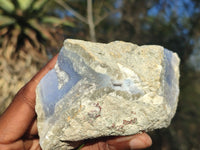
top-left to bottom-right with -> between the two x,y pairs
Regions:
0,0 -> 73,59
0,0 -> 200,149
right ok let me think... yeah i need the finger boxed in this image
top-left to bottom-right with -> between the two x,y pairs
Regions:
81,141 -> 107,150
81,133 -> 152,150
0,140 -> 25,150
17,53 -> 59,108
0,54 -> 58,144
24,139 -> 41,150
0,139 -> 41,150
29,54 -> 58,90
129,133 -> 152,149
106,133 -> 152,150
24,119 -> 38,138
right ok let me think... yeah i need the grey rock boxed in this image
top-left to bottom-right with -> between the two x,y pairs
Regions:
36,39 -> 180,150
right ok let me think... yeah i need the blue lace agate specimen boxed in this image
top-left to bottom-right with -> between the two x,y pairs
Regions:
36,39 -> 180,150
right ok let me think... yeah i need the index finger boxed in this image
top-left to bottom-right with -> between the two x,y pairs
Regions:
31,54 -> 59,89
20,54 -> 59,108
0,54 -> 58,143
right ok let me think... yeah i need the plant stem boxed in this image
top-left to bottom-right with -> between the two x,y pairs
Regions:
87,0 -> 96,42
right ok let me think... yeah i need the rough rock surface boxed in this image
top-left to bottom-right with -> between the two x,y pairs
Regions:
36,39 -> 180,150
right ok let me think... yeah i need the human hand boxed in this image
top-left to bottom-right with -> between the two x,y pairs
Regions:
0,54 -> 152,150
0,54 -> 58,150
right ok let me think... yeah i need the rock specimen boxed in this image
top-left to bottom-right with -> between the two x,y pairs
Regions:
36,39 -> 180,150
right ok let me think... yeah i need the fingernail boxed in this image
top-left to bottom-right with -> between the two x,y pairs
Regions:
129,138 -> 143,149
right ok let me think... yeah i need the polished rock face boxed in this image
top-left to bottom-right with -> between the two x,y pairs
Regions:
36,39 -> 180,150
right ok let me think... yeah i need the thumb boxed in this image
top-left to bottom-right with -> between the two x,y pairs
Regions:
81,133 -> 152,150
106,133 -> 152,150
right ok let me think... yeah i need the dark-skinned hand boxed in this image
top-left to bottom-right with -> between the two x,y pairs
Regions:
0,54 -> 152,150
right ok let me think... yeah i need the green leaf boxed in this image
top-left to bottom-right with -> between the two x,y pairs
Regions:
42,16 -> 63,24
28,19 -> 51,40
0,15 -> 15,28
42,16 -> 75,27
32,0 -> 49,12
62,20 -> 75,27
0,0 -> 15,13
17,0 -> 33,11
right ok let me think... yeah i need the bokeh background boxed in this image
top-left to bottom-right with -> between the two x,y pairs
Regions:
0,0 -> 200,149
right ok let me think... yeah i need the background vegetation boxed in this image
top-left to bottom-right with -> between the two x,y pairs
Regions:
0,0 -> 200,149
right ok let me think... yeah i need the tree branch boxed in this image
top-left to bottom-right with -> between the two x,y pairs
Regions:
56,0 -> 87,24
87,0 -> 96,42
94,8 -> 121,27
